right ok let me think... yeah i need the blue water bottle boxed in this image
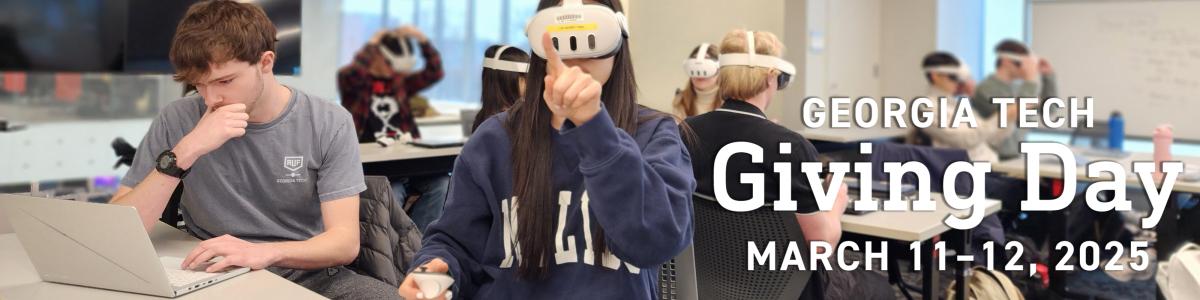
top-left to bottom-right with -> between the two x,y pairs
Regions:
1108,111 -> 1124,150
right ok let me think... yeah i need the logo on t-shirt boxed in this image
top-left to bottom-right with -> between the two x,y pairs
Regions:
278,156 -> 308,183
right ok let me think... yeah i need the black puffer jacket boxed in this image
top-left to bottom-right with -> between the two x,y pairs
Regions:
350,176 -> 424,286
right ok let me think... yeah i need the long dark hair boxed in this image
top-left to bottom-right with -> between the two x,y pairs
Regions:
506,0 -> 668,280
475,45 -> 529,131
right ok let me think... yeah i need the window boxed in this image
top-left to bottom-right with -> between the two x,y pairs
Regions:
340,0 -> 537,107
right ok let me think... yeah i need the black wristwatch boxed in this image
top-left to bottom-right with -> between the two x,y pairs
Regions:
155,150 -> 191,179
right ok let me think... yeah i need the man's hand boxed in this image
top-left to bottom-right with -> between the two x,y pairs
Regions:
540,32 -> 603,127
1020,55 -> 1041,81
181,234 -> 283,273
175,103 -> 248,169
396,25 -> 429,43
1038,58 -> 1055,75
398,258 -> 451,300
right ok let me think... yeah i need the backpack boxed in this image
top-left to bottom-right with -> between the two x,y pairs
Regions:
945,266 -> 1025,300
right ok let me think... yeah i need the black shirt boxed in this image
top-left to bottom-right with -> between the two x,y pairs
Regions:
684,100 -> 822,213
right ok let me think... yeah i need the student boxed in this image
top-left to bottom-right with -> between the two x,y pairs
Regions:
337,26 -> 448,233
971,39 -> 1058,160
672,43 -> 722,118
685,29 -> 889,299
397,0 -> 695,298
918,51 -> 1019,265
474,44 -> 529,131
918,52 -> 1017,163
109,1 -> 393,299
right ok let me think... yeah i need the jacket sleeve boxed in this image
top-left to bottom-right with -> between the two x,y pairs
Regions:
557,107 -> 696,268
402,41 -> 445,94
409,148 -> 493,298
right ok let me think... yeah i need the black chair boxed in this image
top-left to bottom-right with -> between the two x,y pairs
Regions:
659,244 -> 698,300
690,195 -> 812,299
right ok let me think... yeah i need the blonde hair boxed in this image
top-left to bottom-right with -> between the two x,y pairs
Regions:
717,29 -> 784,101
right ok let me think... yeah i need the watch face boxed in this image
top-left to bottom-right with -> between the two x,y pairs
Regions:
159,155 -> 174,169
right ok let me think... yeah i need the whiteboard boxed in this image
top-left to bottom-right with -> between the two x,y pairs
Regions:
1031,0 -> 1200,140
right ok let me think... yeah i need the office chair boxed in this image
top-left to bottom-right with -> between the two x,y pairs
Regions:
659,244 -> 698,300
690,195 -> 812,300
112,137 -> 185,228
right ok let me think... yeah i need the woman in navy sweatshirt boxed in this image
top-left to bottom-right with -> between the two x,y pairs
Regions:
397,0 -> 696,299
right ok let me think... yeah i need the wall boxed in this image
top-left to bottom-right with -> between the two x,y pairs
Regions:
278,0 -> 343,103
880,0 -> 938,99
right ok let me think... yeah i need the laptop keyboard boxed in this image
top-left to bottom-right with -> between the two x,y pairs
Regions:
164,267 -> 221,287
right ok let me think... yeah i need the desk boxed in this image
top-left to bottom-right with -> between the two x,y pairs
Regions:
359,143 -> 462,163
0,223 -> 324,300
841,193 -> 1003,300
993,148 -> 1200,296
796,127 -> 908,143
359,143 -> 462,178
842,194 -> 1003,242
992,148 -> 1200,194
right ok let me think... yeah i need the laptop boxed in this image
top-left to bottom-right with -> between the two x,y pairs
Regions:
410,137 -> 466,148
460,108 -> 480,137
0,194 -> 250,297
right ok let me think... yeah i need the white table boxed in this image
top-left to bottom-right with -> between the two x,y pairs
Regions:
842,194 -> 1003,242
0,223 -> 324,300
359,143 -> 462,164
796,127 -> 908,143
991,148 -> 1200,194
840,193 -> 1002,300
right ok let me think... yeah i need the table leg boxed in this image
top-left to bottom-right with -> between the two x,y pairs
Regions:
955,229 -> 970,300
922,239 -> 938,299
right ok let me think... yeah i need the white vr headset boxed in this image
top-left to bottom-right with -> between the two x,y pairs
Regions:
525,0 -> 629,60
482,45 -> 529,73
718,31 -> 796,90
379,35 -> 417,72
923,63 -> 972,82
682,43 -> 719,78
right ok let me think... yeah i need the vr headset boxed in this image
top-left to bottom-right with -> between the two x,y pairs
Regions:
682,43 -> 719,78
379,34 -> 418,72
525,0 -> 629,60
923,63 -> 971,83
997,51 -> 1028,68
718,31 -> 796,90
482,45 -> 530,73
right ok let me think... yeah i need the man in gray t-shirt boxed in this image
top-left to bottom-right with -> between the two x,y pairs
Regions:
121,88 -> 364,243
111,1 -> 395,299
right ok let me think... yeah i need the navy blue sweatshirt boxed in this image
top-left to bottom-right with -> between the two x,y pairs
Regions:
412,107 -> 695,299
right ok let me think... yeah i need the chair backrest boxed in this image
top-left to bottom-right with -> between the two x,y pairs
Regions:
351,176 -> 424,287
659,244 -> 699,300
162,185 -> 184,229
691,196 -> 812,300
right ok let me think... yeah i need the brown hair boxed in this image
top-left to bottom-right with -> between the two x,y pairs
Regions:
716,29 -> 784,101
994,39 -> 1029,68
170,0 -> 277,83
672,44 -> 722,117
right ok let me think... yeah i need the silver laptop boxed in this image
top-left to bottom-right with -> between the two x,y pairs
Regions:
460,108 -> 480,137
0,194 -> 250,297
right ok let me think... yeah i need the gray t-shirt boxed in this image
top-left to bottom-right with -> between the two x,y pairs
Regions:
121,86 -> 366,242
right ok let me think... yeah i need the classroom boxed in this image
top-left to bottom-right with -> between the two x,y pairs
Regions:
1,0 -> 1199,299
